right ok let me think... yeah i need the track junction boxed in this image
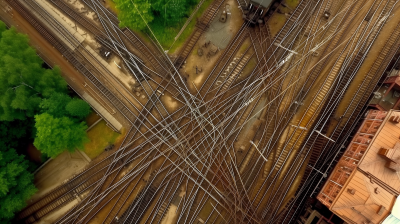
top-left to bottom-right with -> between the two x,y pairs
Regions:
5,0 -> 400,223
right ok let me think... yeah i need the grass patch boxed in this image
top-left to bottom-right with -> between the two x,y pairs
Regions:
105,0 -> 120,14
278,5 -> 292,14
85,111 -> 101,127
267,13 -> 287,37
83,120 -> 121,159
238,38 -> 251,54
108,0 -> 214,54
144,0 -> 213,53
284,0 -> 299,8
192,44 -> 200,56
241,57 -> 257,77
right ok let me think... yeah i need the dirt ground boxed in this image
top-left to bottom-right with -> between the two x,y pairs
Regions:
28,150 -> 91,205
204,3 -> 239,50
160,204 -> 178,224
108,55 -> 138,89
161,91 -> 184,114
267,0 -> 300,37
183,0 -> 244,93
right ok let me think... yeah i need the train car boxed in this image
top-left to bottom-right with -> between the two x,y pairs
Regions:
242,0 -> 274,24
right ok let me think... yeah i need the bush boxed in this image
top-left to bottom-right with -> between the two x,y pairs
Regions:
66,98 -> 91,119
0,147 -> 37,223
34,113 -> 89,158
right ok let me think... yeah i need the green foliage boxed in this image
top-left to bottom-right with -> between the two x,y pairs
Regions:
0,146 -> 36,223
0,24 -> 67,121
34,113 -> 89,158
0,20 -> 92,222
115,0 -> 154,30
114,0 -> 197,31
66,98 -> 91,119
0,120 -> 31,149
0,21 -> 6,38
40,93 -> 91,119
113,0 -> 212,51
152,0 -> 187,25
39,93 -> 71,118
0,21 -> 92,159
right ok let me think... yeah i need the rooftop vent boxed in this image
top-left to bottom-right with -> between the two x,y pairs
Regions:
347,188 -> 356,195
389,115 -> 400,123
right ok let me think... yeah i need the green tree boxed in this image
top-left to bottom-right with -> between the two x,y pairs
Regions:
0,146 -> 36,223
0,24 -> 67,121
0,119 -> 35,157
115,0 -> 154,30
65,98 -> 91,119
152,0 -> 187,25
0,21 -> 6,37
33,113 -> 89,158
39,93 -> 71,118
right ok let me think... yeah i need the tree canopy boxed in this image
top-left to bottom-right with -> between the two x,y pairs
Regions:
0,26 -> 67,121
36,94 -> 91,157
66,98 -> 91,119
39,92 -> 71,118
116,0 -> 154,30
34,113 -> 89,158
0,120 -> 32,150
0,20 -> 91,158
0,146 -> 36,223
114,0 -> 198,31
153,0 -> 187,24
0,20 -> 94,222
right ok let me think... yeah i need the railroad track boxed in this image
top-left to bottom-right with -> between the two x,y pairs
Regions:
76,0 -> 184,99
174,0 -> 226,68
248,26 -> 264,63
199,25 -> 248,97
265,0 -> 317,68
49,0 -> 171,81
301,0 -> 361,96
6,1 -> 171,222
16,151 -> 117,223
12,0 -> 400,223
38,0 -> 182,123
122,28 -> 171,75
240,0 -> 365,216
3,4 -> 159,221
50,0 -> 187,108
269,1 -> 400,222
10,1 -> 251,224
14,0 -> 145,123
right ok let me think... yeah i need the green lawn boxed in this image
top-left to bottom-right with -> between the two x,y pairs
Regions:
148,0 -> 214,53
83,119 -> 121,159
